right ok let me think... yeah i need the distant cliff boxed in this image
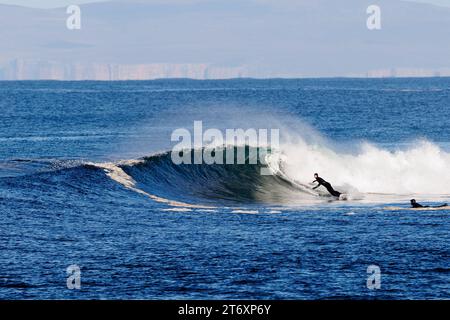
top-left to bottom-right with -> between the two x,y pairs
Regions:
2,59 -> 450,80
0,59 -> 248,80
351,68 -> 450,78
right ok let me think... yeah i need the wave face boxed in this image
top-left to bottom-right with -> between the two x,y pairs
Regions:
115,140 -> 450,206
119,146 -> 305,205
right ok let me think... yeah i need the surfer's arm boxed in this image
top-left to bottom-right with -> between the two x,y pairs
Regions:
312,183 -> 320,190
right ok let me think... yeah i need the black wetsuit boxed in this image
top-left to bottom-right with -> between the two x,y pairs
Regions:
411,202 -> 426,208
411,202 -> 447,208
313,177 -> 341,197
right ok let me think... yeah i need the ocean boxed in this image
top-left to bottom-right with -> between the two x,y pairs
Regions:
0,78 -> 449,299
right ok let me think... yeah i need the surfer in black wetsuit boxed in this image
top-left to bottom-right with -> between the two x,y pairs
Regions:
312,173 -> 341,197
410,199 -> 447,208
410,199 -> 427,208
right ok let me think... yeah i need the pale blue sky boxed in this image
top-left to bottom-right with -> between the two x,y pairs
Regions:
1,0 -> 449,78
0,0 -> 450,9
0,0 -> 108,8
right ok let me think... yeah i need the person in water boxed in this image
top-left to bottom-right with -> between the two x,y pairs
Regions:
410,199 -> 448,208
312,173 -> 341,197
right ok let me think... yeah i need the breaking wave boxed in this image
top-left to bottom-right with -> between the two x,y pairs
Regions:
4,140 -> 450,207
101,140 -> 450,205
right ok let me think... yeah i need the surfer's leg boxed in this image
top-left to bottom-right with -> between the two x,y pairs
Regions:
325,184 -> 341,197
331,190 -> 341,197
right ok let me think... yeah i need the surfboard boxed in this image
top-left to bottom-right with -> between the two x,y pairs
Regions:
265,156 -> 319,196
339,194 -> 348,201
384,206 -> 450,211
265,155 -> 348,199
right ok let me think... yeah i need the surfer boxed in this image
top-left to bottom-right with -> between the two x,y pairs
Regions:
410,199 -> 447,208
312,173 -> 341,197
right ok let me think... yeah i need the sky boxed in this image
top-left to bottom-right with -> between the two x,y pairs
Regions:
0,0 -> 449,79
0,0 -> 108,8
0,0 -> 450,9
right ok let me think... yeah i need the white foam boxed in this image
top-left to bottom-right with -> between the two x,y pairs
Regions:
279,139 -> 450,196
162,208 -> 192,212
231,210 -> 259,214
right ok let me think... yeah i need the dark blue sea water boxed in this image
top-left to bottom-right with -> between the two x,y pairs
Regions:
0,78 -> 449,299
